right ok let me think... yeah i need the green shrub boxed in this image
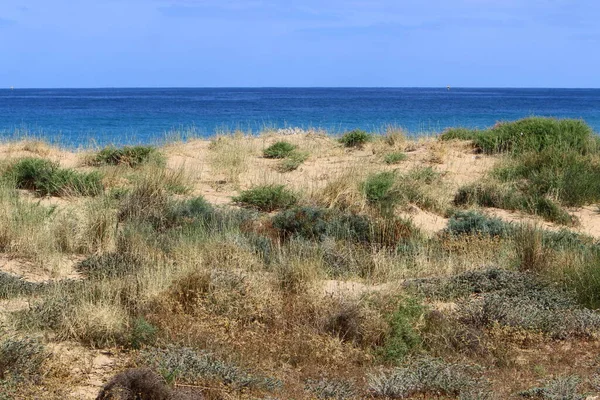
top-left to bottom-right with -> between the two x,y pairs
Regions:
362,171 -> 398,213
442,117 -> 595,155
263,141 -> 297,159
454,182 -> 573,225
232,184 -> 297,212
446,210 -> 512,237
4,158 -> 103,197
383,152 -> 407,165
129,317 -> 158,350
379,297 -> 425,362
277,150 -> 309,172
272,206 -> 329,240
439,127 -> 482,141
92,146 -> 162,167
339,129 -> 372,148
0,337 -> 48,383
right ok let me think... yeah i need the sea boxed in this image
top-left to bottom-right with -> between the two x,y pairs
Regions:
0,87 -> 599,147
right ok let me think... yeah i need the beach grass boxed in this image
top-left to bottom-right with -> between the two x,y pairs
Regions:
3,118 -> 600,399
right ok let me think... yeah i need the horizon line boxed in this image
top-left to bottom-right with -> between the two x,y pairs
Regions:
3,86 -> 600,90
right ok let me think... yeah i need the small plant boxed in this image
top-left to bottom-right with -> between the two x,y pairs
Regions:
379,297 -> 425,362
446,210 -> 511,237
339,129 -> 372,148
233,184 -> 297,212
129,317 -> 158,350
277,150 -> 309,172
139,346 -> 281,390
92,145 -> 162,167
384,152 -> 407,164
0,272 -> 43,299
263,141 -> 297,158
305,378 -> 356,399
519,375 -> 583,400
272,206 -> 329,240
4,157 -> 103,197
0,337 -> 48,383
77,252 -> 142,279
362,171 -> 399,213
368,357 -> 484,398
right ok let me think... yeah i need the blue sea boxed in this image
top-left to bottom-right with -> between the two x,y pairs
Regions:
0,88 -> 599,147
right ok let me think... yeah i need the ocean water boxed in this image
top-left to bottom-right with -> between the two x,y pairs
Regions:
0,87 -> 599,147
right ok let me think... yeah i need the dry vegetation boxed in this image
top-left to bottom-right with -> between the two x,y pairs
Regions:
2,119 -> 600,399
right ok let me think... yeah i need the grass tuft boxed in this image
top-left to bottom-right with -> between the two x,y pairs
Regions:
263,141 -> 297,158
233,184 -> 298,212
4,158 -> 103,197
339,129 -> 372,148
91,145 -> 163,167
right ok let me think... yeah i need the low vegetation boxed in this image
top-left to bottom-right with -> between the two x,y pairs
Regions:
383,152 -> 407,164
3,157 -> 103,196
451,117 -> 600,224
232,184 -> 298,211
3,120 -> 600,399
339,129 -> 372,148
90,145 -> 162,167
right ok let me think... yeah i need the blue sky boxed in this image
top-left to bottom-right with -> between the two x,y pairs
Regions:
0,0 -> 599,87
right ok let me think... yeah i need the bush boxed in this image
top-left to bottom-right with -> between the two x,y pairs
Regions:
0,272 -> 43,299
232,184 -> 297,212
407,268 -> 600,339
263,141 -> 297,159
379,297 -> 425,362
368,357 -> 485,398
0,337 -> 48,383
383,152 -> 407,165
129,317 -> 158,350
446,210 -> 512,237
4,158 -> 103,197
272,206 -> 329,240
92,146 -> 162,167
362,172 -> 399,213
339,129 -> 372,148
441,117 -> 595,155
277,150 -> 309,172
139,346 -> 281,390
77,252 -> 142,279
519,375 -> 583,400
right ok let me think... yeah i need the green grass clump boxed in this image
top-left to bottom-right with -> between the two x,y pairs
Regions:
379,297 -> 425,362
441,117 -> 595,155
383,152 -> 407,165
92,146 -> 162,167
277,150 -> 309,172
233,184 -> 297,212
362,171 -> 398,213
4,158 -> 103,197
446,210 -> 512,237
339,129 -> 372,148
454,182 -> 574,225
263,141 -> 297,159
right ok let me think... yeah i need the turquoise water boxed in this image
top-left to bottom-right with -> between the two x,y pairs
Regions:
1,88 -> 599,146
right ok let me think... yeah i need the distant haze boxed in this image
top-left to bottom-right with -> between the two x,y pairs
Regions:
0,1 -> 599,88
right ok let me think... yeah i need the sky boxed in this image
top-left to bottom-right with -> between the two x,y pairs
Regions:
0,0 -> 599,88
